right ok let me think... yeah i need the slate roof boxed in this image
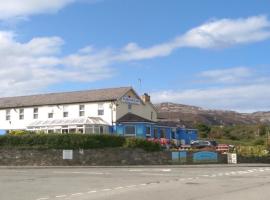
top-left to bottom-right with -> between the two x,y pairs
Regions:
0,87 -> 132,109
117,113 -> 154,123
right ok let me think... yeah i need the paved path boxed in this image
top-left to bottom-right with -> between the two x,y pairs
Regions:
1,164 -> 270,200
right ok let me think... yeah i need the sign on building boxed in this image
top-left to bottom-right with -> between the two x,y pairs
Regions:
121,96 -> 141,105
63,150 -> 73,160
193,151 -> 218,163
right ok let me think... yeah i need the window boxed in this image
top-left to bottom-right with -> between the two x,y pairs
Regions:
154,128 -> 158,138
128,103 -> 132,112
100,126 -> 104,134
63,105 -> 68,118
48,113 -> 53,118
94,125 -> 100,134
63,112 -> 68,118
146,126 -> 151,137
48,129 -> 54,134
33,108 -> 38,119
125,125 -> 135,135
79,105 -> 85,117
19,109 -> 24,120
160,128 -> 166,138
69,128 -> 76,133
77,125 -> 84,133
98,104 -> 104,115
85,125 -> 94,134
62,126 -> 68,134
171,128 -> 176,139
48,106 -> 54,119
6,109 -> 11,121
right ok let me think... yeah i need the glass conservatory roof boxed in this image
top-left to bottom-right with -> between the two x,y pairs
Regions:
27,117 -> 109,127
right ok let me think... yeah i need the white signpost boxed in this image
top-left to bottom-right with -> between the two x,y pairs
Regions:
63,150 -> 73,160
227,153 -> 237,164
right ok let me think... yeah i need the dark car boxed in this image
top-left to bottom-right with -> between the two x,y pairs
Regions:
190,140 -> 217,149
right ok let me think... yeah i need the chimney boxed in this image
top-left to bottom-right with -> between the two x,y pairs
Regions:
141,93 -> 151,103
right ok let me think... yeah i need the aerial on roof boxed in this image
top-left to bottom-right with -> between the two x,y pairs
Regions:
0,87 -> 132,109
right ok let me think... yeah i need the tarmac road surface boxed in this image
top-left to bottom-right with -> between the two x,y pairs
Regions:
0,164 -> 270,200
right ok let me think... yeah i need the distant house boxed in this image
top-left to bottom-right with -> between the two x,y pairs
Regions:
0,86 -> 197,144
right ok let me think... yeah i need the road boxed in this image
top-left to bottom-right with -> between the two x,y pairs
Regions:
0,164 -> 270,200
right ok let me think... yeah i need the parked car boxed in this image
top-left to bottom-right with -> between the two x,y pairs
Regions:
190,140 -> 217,149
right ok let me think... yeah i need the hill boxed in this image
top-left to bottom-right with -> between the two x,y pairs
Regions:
155,102 -> 269,127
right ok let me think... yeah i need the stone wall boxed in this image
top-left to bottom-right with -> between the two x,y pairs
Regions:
1,148 -> 269,166
0,148 -> 172,166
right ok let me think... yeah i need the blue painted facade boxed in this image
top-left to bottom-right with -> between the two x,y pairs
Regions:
177,128 -> 198,144
112,122 -> 198,145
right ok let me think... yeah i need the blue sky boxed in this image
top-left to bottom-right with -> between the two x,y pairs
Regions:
0,0 -> 270,112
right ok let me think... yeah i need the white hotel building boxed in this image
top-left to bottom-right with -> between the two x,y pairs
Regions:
0,87 -> 157,134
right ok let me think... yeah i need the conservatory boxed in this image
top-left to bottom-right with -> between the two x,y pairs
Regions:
27,117 -> 110,134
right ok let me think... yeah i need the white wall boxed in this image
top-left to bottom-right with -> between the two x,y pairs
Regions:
116,90 -> 157,121
0,89 -> 157,131
0,101 -> 116,130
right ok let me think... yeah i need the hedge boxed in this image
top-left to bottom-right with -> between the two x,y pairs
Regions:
0,134 -> 161,152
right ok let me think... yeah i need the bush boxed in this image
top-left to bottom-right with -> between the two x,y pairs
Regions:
236,145 -> 269,157
253,138 -> 265,146
0,134 -> 162,151
8,130 -> 36,136
124,138 -> 161,152
0,134 -> 126,150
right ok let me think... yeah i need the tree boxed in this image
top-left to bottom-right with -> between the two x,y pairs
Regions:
196,124 -> 211,138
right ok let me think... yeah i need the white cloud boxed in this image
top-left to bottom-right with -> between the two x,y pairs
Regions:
115,15 -> 270,61
0,0 -> 78,21
198,67 -> 253,83
151,66 -> 270,113
180,15 -> 270,48
0,31 -> 113,96
0,15 -> 270,99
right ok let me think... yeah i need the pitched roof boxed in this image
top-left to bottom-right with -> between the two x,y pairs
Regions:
117,113 -> 154,123
0,87 -> 132,109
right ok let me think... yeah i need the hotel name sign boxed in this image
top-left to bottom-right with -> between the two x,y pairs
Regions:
121,96 -> 141,105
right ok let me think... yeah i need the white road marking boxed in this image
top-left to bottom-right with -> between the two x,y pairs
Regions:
55,195 -> 67,198
114,186 -> 124,190
87,190 -> 97,194
161,169 -> 172,172
201,175 -> 209,177
141,173 -> 167,176
102,189 -> 112,192
126,185 -> 137,188
128,169 -> 143,172
53,171 -> 108,175
71,193 -> 83,196
35,167 -> 270,200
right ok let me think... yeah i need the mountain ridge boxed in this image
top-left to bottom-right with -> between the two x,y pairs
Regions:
155,102 -> 270,127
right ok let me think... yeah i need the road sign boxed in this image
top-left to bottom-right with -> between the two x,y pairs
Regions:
227,153 -> 237,164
